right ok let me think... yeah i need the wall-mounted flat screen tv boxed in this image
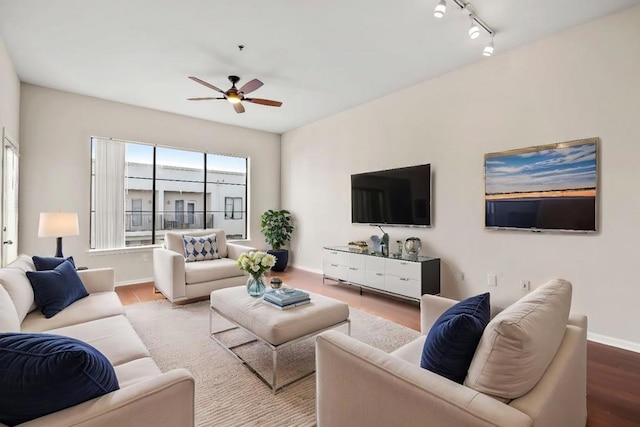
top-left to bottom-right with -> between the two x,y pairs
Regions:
351,164 -> 431,227
484,137 -> 598,233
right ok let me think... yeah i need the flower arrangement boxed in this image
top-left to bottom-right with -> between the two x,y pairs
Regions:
237,251 -> 277,279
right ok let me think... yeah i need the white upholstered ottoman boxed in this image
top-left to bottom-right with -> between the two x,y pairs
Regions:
209,286 -> 350,393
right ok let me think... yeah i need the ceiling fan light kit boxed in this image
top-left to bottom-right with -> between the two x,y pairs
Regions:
188,75 -> 282,114
433,0 -> 495,56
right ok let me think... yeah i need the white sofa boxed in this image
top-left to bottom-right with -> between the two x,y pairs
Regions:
0,255 -> 195,427
153,229 -> 256,302
316,279 -> 587,427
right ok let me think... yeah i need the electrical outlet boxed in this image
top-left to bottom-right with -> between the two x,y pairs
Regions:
520,280 -> 531,292
487,274 -> 497,287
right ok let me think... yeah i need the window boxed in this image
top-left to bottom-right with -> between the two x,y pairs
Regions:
90,137 -> 247,249
225,197 -> 243,220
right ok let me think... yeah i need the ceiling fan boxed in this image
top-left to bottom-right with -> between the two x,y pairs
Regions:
188,75 -> 283,114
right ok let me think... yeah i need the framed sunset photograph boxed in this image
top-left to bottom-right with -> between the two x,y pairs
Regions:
484,137 -> 599,232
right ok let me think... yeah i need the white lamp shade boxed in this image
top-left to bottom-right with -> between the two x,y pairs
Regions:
38,212 -> 79,238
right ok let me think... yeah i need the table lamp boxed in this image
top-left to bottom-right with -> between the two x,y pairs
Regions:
38,212 -> 79,257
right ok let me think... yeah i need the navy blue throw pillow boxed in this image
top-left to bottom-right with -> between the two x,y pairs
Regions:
32,255 -> 76,271
420,293 -> 490,384
26,260 -> 88,318
0,333 -> 119,426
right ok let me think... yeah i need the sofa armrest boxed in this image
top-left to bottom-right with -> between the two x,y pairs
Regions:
226,242 -> 258,260
316,330 -> 533,427
153,248 -> 186,302
420,294 -> 458,334
19,369 -> 195,427
77,268 -> 115,294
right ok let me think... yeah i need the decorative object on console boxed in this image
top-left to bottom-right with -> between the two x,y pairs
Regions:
260,209 -> 294,272
347,241 -> 369,253
377,225 -> 390,257
404,237 -> 422,260
37,212 -> 79,258
484,137 -> 598,233
237,251 -> 276,297
0,333 -> 119,426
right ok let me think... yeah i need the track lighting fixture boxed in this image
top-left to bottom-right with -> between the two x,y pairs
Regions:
434,0 -> 446,18
483,37 -> 494,57
432,0 -> 495,56
468,16 -> 480,39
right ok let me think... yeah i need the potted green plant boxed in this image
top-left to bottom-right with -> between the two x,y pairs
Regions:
260,209 -> 294,272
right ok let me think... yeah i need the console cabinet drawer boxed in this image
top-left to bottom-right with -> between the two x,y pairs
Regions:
324,249 -> 349,266
348,266 -> 366,285
365,270 -> 385,290
385,275 -> 421,299
323,261 -> 348,281
385,259 -> 421,280
365,256 -> 385,274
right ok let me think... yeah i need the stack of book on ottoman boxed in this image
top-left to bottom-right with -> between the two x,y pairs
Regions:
263,288 -> 310,310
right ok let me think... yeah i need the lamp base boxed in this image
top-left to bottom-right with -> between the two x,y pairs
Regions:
55,237 -> 64,258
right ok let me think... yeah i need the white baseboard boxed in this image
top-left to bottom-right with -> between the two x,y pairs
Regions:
115,277 -> 154,287
290,263 -> 322,275
588,332 -> 640,353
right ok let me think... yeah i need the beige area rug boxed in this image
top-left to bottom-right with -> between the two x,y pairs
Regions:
126,299 -> 420,427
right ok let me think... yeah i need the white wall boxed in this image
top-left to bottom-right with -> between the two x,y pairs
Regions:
0,35 -> 20,140
282,7 -> 640,346
19,84 -> 280,283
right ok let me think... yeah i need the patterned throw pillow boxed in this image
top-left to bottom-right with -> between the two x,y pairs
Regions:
182,234 -> 220,262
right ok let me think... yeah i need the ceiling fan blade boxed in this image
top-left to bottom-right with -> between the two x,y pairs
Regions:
238,79 -> 263,95
188,76 -> 225,93
187,97 -> 224,101
245,98 -> 283,107
233,102 -> 245,114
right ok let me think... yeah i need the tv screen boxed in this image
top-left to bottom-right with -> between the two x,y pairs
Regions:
351,164 -> 431,227
484,137 -> 598,232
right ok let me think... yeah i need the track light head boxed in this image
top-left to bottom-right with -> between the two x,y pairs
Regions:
483,38 -> 494,56
434,0 -> 446,18
468,17 -> 480,39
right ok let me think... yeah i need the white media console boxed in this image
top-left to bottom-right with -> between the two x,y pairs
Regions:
322,246 -> 440,301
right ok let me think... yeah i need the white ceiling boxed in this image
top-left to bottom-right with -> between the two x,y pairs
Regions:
1,0 -> 639,134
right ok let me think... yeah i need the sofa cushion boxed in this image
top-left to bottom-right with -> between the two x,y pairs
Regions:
0,332 -> 119,426
420,292 -> 490,384
113,357 -> 162,388
0,265 -> 36,323
391,334 -> 427,366
6,254 -> 36,273
165,228 -> 228,258
0,284 -> 20,332
465,279 -> 572,400
185,257 -> 245,284
26,260 -> 88,318
21,291 -> 125,332
32,255 -> 76,271
183,234 -> 220,262
45,315 -> 150,366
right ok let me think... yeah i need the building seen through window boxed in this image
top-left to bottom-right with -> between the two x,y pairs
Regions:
90,137 -> 247,249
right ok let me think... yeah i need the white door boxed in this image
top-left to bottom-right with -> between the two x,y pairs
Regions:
1,128 -> 18,266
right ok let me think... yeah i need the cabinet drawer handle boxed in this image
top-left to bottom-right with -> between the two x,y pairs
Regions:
331,264 -> 339,267
349,267 -> 357,271
399,277 -> 410,281
376,273 -> 384,276
400,262 -> 408,265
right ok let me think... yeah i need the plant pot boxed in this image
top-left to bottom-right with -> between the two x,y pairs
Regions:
267,249 -> 289,272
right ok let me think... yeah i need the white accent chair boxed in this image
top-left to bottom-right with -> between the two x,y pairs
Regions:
153,229 -> 256,303
316,279 -> 587,427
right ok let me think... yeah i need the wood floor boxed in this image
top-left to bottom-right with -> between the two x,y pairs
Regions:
116,267 -> 640,426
